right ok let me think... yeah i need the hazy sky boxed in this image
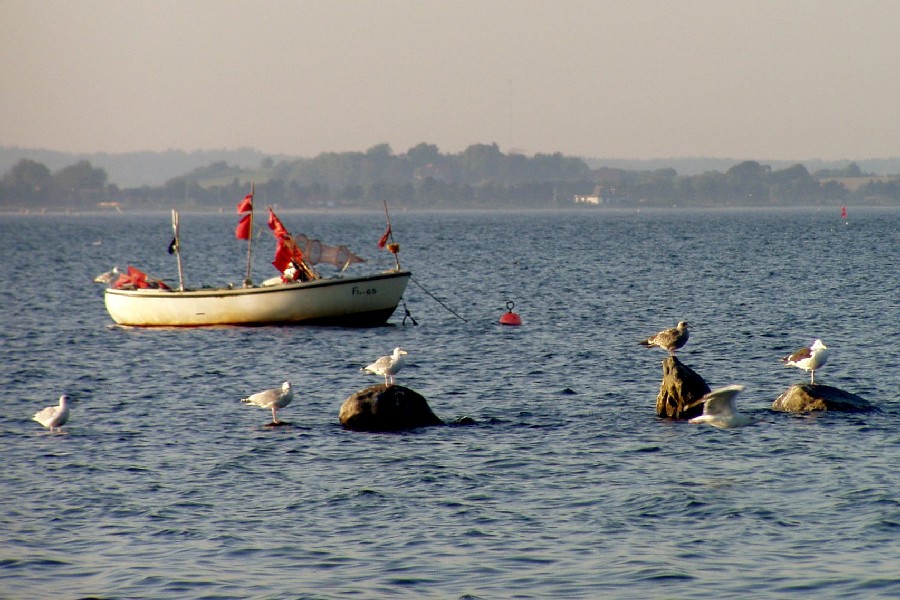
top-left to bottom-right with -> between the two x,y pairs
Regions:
3,0 -> 900,161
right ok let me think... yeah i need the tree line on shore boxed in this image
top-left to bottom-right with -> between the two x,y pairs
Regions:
2,143 -> 899,210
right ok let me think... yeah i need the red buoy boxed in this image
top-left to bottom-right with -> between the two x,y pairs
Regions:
499,301 -> 522,326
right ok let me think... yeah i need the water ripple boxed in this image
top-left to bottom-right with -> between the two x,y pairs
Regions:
1,209 -> 898,598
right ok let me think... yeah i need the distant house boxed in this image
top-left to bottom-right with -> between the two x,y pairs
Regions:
97,201 -> 123,213
574,184 -> 617,205
573,191 -> 600,205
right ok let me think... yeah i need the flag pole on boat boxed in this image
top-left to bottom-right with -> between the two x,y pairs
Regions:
170,209 -> 185,291
380,199 -> 401,270
235,184 -> 255,285
243,182 -> 255,287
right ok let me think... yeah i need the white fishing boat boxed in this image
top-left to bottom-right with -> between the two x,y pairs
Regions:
104,269 -> 410,327
102,193 -> 410,327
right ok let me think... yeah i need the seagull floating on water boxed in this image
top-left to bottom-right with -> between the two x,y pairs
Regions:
639,321 -> 690,355
782,339 -> 829,384
363,347 -> 407,386
241,381 -> 293,424
688,385 -> 753,428
33,394 -> 72,432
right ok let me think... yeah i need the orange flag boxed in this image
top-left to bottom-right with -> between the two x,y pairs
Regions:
377,225 -> 391,248
236,194 -> 253,214
267,208 -> 289,238
113,266 -> 151,289
272,237 -> 304,272
235,213 -> 252,240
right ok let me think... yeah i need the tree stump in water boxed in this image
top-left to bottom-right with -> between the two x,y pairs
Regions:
655,356 -> 710,420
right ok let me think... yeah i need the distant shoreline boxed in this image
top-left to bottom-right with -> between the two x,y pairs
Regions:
3,204 -> 898,218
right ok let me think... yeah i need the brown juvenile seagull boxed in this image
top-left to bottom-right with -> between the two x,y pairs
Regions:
639,321 -> 690,355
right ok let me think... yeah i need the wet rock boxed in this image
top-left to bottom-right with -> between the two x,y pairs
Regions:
339,384 -> 444,432
655,356 -> 710,420
772,384 -> 879,413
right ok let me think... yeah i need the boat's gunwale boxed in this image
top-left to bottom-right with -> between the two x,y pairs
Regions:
104,269 -> 411,299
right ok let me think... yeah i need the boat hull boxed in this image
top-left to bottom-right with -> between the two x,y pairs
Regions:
104,270 -> 411,327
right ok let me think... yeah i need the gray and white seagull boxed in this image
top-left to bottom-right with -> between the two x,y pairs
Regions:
241,381 -> 293,424
689,384 -> 753,428
33,394 -> 72,432
363,347 -> 407,386
782,339 -> 829,384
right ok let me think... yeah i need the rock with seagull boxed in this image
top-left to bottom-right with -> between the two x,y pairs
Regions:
339,384 -> 443,432
655,356 -> 710,420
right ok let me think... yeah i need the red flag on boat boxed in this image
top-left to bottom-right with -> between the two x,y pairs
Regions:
112,272 -> 130,289
236,193 -> 253,214
272,237 -> 305,272
272,239 -> 293,272
267,208 -> 289,238
127,266 -> 149,287
113,265 -> 152,289
235,213 -> 252,240
377,225 -> 391,248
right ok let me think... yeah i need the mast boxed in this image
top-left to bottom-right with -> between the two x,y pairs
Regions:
171,209 -> 185,291
243,182 -> 255,287
382,199 -> 401,270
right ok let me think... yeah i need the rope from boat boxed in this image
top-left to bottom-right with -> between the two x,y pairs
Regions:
401,301 -> 418,326
410,277 -> 467,323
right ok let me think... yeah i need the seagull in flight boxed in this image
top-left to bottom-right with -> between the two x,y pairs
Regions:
689,385 -> 753,428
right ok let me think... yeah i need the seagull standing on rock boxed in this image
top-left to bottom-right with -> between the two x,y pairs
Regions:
33,394 -> 72,432
689,385 -> 753,428
363,347 -> 407,386
241,381 -> 293,424
639,321 -> 690,355
782,339 -> 829,384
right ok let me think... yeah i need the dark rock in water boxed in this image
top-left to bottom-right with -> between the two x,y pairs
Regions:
655,356 -> 710,420
451,416 -> 477,426
264,421 -> 292,428
772,384 -> 879,413
339,384 -> 444,432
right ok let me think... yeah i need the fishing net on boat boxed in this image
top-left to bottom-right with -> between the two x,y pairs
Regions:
293,234 -> 365,268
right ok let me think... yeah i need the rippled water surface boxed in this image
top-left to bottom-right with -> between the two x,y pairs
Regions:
1,207 -> 899,599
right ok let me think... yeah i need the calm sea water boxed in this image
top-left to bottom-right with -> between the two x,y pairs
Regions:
1,207 -> 899,599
